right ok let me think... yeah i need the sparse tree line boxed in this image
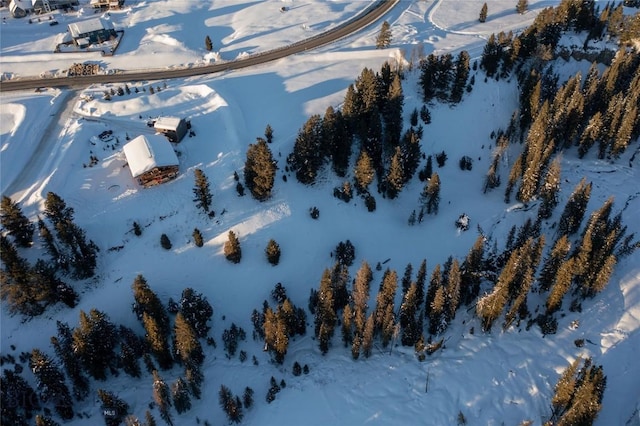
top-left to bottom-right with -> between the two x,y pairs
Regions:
1,275 -> 217,425
1,192 -> 99,316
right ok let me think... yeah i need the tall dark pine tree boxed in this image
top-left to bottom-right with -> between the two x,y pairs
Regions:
178,287 -> 213,338
1,196 -> 34,247
29,349 -> 74,420
538,156 -> 561,220
450,50 -> 470,103
400,128 -> 422,184
421,173 -> 441,215
460,236 -> 484,305
400,283 -> 421,346
192,168 -> 213,213
0,235 -> 44,316
1,369 -> 41,425
376,20 -> 392,49
287,114 -> 324,185
51,320 -> 89,400
205,35 -> 213,51
219,385 -> 243,424
152,371 -> 173,426
382,73 -> 404,149
557,178 -> 592,236
43,192 -> 74,226
385,146 -> 405,199
132,275 -> 170,336
244,138 -> 276,201
143,312 -> 174,370
171,378 -> 191,414
72,309 -> 118,380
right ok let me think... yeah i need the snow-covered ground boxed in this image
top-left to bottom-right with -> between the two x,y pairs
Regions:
1,1 -> 639,425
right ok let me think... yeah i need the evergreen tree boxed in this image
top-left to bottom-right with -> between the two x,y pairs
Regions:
243,387 -> 254,409
374,269 -> 398,347
479,3 -> 488,23
178,287 -> 213,338
538,235 -> 571,293
244,138 -> 276,201
354,149 -> 375,193
171,378 -> 191,414
264,124 -> 274,143
0,235 -> 44,316
72,309 -> 118,380
97,389 -> 129,426
445,259 -> 462,322
143,312 -> 174,370
204,35 -> 212,52
30,349 -> 74,420
460,236 -> 484,305
386,146 -> 405,198
145,411 -> 157,426
43,192 -> 74,226
265,239 -> 281,265
263,306 -> 289,363
400,283 -> 421,346
132,275 -> 170,336
314,269 -> 337,354
287,115 -> 324,185
224,230 -> 242,263
219,385 -> 243,424
400,128 -> 422,184
557,178 -> 592,236
450,51 -> 470,103
382,73 -> 404,148
173,312 -> 204,368
546,258 -> 575,314
51,321 -> 89,400
376,20 -> 392,49
538,156 -> 561,220
361,314 -> 375,358
1,196 -> 34,247
192,168 -> 213,213
1,369 -> 40,425
516,0 -> 528,14
152,371 -> 173,426
421,173 -> 441,215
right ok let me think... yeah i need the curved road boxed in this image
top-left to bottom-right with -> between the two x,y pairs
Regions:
0,0 -> 399,92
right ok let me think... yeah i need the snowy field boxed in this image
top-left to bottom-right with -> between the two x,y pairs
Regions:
1,1 -> 639,425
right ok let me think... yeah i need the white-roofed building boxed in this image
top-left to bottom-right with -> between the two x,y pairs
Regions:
154,116 -> 188,143
123,135 -> 179,187
68,17 -> 116,46
9,0 -> 78,17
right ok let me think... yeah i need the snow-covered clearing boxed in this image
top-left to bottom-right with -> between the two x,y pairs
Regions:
1,1 -> 639,425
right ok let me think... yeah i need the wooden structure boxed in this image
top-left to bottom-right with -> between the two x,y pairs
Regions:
123,135 -> 179,188
90,0 -> 123,10
154,116 -> 188,143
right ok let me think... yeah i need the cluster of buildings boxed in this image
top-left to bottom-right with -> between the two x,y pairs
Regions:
9,0 -> 122,17
122,117 -> 188,188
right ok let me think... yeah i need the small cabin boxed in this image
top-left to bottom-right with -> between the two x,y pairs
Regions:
154,116 -> 187,143
123,135 -> 179,188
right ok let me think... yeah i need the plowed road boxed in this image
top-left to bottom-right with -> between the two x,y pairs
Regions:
0,0 -> 398,92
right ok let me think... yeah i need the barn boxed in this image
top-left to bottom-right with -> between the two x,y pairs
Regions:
123,135 -> 179,188
68,17 -> 117,47
154,116 -> 188,143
